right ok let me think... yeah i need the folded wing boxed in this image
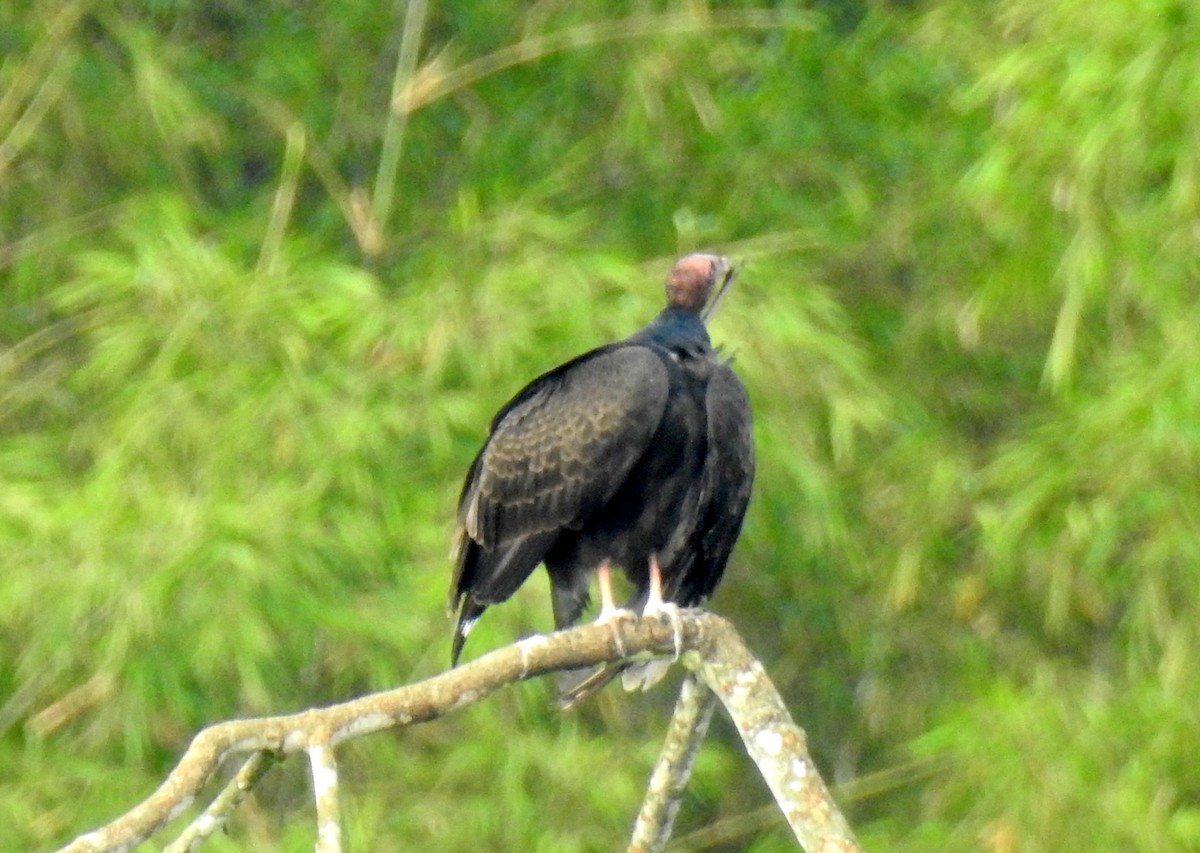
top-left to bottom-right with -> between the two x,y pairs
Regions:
450,345 -> 672,661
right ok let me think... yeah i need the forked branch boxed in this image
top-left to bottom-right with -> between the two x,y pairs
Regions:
54,612 -> 859,853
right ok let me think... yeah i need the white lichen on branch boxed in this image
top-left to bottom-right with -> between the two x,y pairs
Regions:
690,625 -> 860,852
308,741 -> 342,853
161,751 -> 278,853
628,673 -> 717,853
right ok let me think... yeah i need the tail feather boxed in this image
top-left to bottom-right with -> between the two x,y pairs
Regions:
619,659 -> 671,692
449,530 -> 558,665
555,664 -> 624,710
450,597 -> 487,666
556,658 -> 674,709
549,567 -> 591,631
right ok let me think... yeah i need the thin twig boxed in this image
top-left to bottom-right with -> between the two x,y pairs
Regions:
0,205 -> 118,273
0,47 -> 77,182
163,751 -> 279,853
394,10 -> 817,117
667,757 -> 942,851
0,0 -> 91,133
248,96 -> 370,254
369,0 -> 429,254
257,123 -> 306,275
629,674 -> 718,853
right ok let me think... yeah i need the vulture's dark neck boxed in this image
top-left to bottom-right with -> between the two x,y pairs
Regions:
629,307 -> 712,354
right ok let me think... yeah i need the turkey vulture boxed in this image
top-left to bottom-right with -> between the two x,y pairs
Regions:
449,253 -> 754,698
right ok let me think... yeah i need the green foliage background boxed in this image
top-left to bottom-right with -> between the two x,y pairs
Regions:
3,0 -> 1199,850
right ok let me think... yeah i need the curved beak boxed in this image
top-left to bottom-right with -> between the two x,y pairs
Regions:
701,258 -> 738,325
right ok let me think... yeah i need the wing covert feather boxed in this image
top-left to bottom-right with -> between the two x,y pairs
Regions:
460,346 -> 670,547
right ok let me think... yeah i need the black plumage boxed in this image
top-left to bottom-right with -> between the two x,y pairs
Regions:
449,254 -> 755,693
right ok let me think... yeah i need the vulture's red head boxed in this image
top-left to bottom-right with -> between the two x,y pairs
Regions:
665,253 -> 736,318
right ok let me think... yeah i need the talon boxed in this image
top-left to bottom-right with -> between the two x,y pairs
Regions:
643,556 -> 684,659
644,602 -> 684,659
593,560 -> 634,654
596,607 -> 638,626
605,619 -> 628,657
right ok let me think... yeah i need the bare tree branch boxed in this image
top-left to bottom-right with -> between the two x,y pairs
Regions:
686,623 -> 861,852
629,673 -> 718,853
53,612 -> 859,853
308,741 -> 342,853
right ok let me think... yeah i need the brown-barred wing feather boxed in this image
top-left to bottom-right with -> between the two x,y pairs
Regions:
461,346 -> 670,546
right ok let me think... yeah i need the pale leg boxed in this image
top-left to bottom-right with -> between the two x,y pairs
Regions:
595,560 -> 619,622
642,555 -> 683,658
